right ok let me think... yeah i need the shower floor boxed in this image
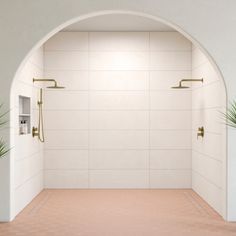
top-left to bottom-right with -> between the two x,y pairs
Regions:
1,189 -> 236,236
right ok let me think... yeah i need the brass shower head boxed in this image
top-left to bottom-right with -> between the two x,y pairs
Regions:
171,85 -> 190,89
46,85 -> 65,89
171,78 -> 203,89
33,78 -> 65,89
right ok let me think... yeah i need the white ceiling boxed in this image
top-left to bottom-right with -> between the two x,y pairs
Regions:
62,14 -> 175,32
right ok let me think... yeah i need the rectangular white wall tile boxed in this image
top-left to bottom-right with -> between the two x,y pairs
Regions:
150,130 -> 191,149
90,170 -> 149,188
44,170 -> 88,188
150,32 -> 191,51
15,152 -> 43,188
150,52 -> 191,70
192,108 -> 223,134
192,47 -> 208,69
90,91 -> 149,110
44,150 -> 88,170
90,52 -> 149,71
150,150 -> 191,169
44,51 -> 88,70
192,61 -> 220,86
192,81 -> 224,110
192,151 -> 222,187
89,111 -> 148,130
150,91 -> 191,110
192,171 -> 222,215
44,130 -> 88,149
44,32 -> 88,51
150,110 -> 191,130
44,70 -> 89,90
44,91 -> 88,110
150,70 -> 191,90
89,71 -> 149,90
89,150 -> 149,169
90,32 -> 149,51
192,131 -> 223,161
15,172 -> 43,215
150,170 -> 191,188
89,130 -> 149,149
44,110 -> 88,130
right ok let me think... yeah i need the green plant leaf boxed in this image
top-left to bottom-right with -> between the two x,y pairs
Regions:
222,100 -> 236,128
0,103 -> 9,158
0,139 -> 9,158
0,103 -> 8,127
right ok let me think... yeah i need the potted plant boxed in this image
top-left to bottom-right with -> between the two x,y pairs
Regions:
0,104 -> 9,158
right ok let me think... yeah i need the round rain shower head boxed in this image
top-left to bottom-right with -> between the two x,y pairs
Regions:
47,86 -> 65,89
171,85 -> 190,89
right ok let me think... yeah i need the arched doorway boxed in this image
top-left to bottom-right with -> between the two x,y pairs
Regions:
2,10 -> 228,222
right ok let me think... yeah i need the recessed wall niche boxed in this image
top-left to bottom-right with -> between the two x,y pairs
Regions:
19,96 -> 31,135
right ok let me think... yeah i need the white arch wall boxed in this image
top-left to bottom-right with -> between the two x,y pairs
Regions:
11,47 -> 44,215
0,0 -> 236,221
191,46 -> 227,215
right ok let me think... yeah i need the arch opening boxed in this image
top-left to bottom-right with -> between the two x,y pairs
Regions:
9,10 -> 227,221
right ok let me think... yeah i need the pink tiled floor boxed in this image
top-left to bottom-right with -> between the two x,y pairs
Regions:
0,189 -> 236,236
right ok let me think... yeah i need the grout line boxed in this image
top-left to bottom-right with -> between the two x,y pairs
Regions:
15,170 -> 43,190
148,32 -> 151,188
87,32 -> 90,188
44,89 -> 192,92
43,69 -> 192,72
192,149 -> 222,163
191,60 -> 209,71
192,169 -> 222,190
28,191 -> 52,216
44,148 -> 192,151
15,150 -> 44,162
183,191 -> 210,216
44,49 -> 192,53
43,128 -> 193,131
44,168 -> 192,171
42,108 -> 194,111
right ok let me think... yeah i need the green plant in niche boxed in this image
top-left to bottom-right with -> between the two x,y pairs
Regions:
0,103 -> 9,158
223,100 -> 236,128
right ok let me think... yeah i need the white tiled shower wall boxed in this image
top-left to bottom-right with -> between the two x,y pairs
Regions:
191,46 -> 226,215
43,32 -> 192,188
11,47 -> 44,215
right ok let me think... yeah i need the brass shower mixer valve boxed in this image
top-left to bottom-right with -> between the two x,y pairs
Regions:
32,127 -> 39,137
197,126 -> 204,139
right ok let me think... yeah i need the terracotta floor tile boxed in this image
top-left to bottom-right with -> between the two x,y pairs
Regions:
0,189 -> 236,236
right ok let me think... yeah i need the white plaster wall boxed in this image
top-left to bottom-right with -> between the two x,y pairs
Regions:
11,47 -> 44,215
0,0 -> 235,221
43,32 -> 192,188
191,46 -> 226,215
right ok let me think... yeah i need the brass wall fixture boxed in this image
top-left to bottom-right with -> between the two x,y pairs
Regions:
171,78 -> 204,89
32,78 -> 65,143
32,88 -> 44,142
33,78 -> 65,89
197,126 -> 204,139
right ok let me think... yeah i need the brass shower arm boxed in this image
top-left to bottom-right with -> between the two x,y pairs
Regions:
179,78 -> 204,86
33,78 -> 57,87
